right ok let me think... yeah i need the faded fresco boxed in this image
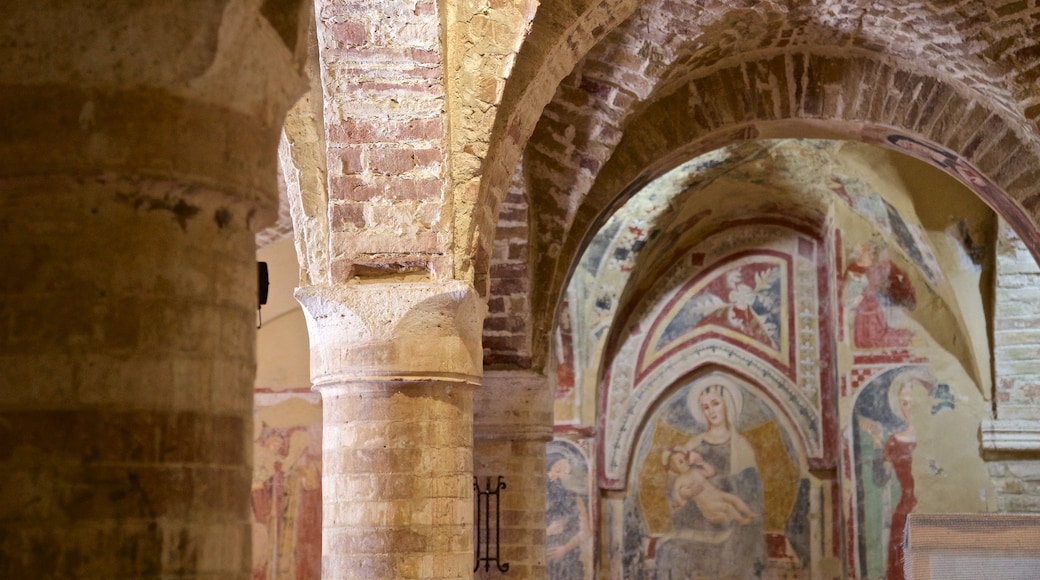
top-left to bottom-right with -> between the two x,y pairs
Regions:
838,228 -> 993,580
546,440 -> 594,579
621,374 -> 810,579
656,259 -> 784,358
841,240 -> 916,350
558,139 -> 997,578
850,367 -> 945,580
252,395 -> 322,580
830,177 -> 942,286
553,296 -> 581,424
602,235 -> 832,488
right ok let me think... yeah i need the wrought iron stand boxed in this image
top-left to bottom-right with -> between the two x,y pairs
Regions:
474,476 -> 509,573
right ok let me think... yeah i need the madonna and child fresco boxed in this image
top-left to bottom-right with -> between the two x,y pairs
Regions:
624,375 -> 810,579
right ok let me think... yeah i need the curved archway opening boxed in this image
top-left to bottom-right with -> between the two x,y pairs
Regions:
545,137 -> 1016,578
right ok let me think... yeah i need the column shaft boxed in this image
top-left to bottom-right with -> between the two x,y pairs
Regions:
297,282 -> 484,579
473,371 -> 553,579
0,177 -> 258,578
322,381 -> 474,578
0,4 -> 307,576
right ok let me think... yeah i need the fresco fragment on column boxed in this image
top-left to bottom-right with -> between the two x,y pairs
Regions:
251,394 -> 323,580
546,439 -> 595,579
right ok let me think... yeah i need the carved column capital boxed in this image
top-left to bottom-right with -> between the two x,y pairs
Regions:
296,281 -> 486,387
0,2 -> 309,227
298,281 -> 483,579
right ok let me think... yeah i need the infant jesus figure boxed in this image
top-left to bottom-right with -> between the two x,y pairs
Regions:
662,447 -> 757,525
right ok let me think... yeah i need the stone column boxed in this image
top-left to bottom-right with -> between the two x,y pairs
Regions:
0,4 -> 306,578
296,282 -> 485,579
0,176 -> 266,578
473,370 -> 553,579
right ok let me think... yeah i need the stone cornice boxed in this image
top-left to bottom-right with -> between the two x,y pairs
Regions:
474,369 -> 553,441
981,419 -> 1040,452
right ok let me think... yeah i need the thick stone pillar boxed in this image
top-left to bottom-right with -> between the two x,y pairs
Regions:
0,4 -> 306,578
0,176 -> 264,578
473,370 -> 553,579
296,282 -> 484,579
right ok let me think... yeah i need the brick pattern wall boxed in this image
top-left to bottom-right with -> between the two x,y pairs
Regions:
316,0 -> 450,281
989,461 -> 1040,513
473,370 -> 554,579
473,438 -> 548,578
524,53 -> 1040,367
483,163 -> 532,367
464,0 -> 645,282
994,221 -> 1040,420
320,381 -> 474,579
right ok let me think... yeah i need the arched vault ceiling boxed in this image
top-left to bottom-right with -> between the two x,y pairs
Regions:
501,1 -> 1040,369
255,164 -> 294,249
562,140 -> 994,416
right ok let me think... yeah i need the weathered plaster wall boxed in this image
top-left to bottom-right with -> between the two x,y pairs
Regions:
257,237 -> 312,390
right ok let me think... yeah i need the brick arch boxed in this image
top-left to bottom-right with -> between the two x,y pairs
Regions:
469,0 -> 1040,291
525,53 -> 1040,370
519,0 -> 1025,283
455,0 -> 645,284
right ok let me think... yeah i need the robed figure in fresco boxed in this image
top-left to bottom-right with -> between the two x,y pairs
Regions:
251,423 -> 322,580
546,444 -> 592,579
855,369 -> 937,580
654,382 -> 767,579
843,241 -> 916,349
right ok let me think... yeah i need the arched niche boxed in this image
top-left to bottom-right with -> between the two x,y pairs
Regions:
604,369 -> 832,579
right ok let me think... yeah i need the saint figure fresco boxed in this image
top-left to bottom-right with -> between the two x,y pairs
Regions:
853,368 -> 940,580
546,441 -> 592,579
843,241 -> 916,349
252,422 -> 322,580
